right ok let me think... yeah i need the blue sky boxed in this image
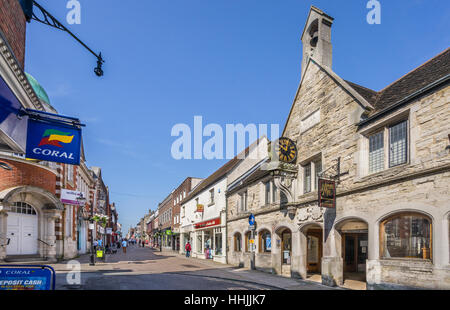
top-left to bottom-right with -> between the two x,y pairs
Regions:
24,0 -> 450,231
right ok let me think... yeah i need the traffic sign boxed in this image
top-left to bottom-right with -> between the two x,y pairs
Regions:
248,214 -> 255,225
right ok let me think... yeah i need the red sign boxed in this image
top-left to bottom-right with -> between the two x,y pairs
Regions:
196,204 -> 204,213
318,179 -> 336,208
194,218 -> 221,229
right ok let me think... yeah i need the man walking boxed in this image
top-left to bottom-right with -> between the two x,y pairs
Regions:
185,241 -> 191,258
122,239 -> 128,254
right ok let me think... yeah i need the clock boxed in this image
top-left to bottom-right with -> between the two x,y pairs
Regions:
275,137 -> 297,163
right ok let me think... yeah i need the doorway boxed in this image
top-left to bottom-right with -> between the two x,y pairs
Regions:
280,229 -> 292,277
342,233 -> 368,276
306,229 -> 323,274
6,203 -> 38,256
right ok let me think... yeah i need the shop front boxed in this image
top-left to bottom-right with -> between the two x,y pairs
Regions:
192,217 -> 226,264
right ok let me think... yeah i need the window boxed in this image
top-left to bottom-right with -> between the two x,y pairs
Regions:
264,182 -> 270,205
381,213 -> 432,260
239,191 -> 247,212
369,131 -> 384,173
259,230 -> 271,253
314,160 -> 322,189
234,233 -> 242,252
9,202 -> 36,215
304,163 -> 311,193
389,121 -> 407,167
209,188 -> 215,205
197,234 -> 202,253
245,232 -> 252,252
67,165 -> 74,183
272,181 -> 277,203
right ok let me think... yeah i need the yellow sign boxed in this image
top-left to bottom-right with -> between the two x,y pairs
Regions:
196,204 -> 204,212
250,239 -> 254,244
96,250 -> 103,258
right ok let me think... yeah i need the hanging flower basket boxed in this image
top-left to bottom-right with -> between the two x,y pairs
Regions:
91,213 -> 109,228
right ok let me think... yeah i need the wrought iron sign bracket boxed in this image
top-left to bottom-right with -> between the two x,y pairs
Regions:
318,157 -> 347,183
31,1 -> 105,76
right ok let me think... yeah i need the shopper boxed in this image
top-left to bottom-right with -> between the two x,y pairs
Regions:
185,241 -> 191,258
122,239 -> 128,254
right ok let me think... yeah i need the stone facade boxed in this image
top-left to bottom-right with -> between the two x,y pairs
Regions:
226,6 -> 450,289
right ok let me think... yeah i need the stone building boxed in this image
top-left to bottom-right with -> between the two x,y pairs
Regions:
226,6 -> 450,290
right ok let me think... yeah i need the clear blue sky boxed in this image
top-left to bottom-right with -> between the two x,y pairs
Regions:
24,0 -> 450,231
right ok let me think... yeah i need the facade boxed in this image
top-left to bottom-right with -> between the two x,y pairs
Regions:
158,193 -> 173,250
172,177 -> 202,252
179,143 -> 264,264
226,6 -> 450,290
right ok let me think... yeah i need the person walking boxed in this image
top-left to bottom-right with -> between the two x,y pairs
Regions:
185,241 -> 191,258
122,239 -> 128,254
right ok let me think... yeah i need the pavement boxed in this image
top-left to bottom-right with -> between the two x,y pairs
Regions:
19,245 -> 343,290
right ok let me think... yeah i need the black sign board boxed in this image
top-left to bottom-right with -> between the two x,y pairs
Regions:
318,178 -> 336,209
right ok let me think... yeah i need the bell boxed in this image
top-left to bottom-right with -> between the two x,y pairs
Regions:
310,31 -> 318,47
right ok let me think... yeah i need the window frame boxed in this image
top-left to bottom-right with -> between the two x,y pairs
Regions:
234,233 -> 242,252
259,230 -> 272,253
379,212 -> 432,261
303,163 -> 312,193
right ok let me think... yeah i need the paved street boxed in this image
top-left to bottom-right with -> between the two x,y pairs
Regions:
47,245 -> 339,290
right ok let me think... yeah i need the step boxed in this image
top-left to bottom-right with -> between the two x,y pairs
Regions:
3,255 -> 49,263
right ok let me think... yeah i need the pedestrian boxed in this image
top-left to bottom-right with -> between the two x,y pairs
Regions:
122,239 -> 128,254
93,239 -> 98,251
185,241 -> 191,258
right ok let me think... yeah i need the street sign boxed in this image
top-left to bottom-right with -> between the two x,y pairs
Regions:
248,225 -> 255,231
248,214 -> 255,225
106,228 -> 112,235
0,265 -> 55,290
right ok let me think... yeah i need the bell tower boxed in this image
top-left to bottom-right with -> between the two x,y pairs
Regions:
301,6 -> 334,78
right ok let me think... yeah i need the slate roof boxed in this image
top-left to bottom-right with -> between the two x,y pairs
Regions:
347,47 -> 450,114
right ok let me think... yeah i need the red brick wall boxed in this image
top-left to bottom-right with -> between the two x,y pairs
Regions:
0,158 -> 56,194
0,0 -> 27,68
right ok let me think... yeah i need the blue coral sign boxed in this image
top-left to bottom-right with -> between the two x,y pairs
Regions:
0,265 -> 55,290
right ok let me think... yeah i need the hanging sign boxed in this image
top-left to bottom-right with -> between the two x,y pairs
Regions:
25,118 -> 81,165
194,218 -> 221,229
196,204 -> 204,213
318,178 -> 336,208
61,189 -> 85,205
0,265 -> 55,290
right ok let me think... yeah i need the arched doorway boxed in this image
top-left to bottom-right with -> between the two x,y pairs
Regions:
336,219 -> 369,283
6,202 -> 38,255
280,228 -> 292,277
304,225 -> 323,275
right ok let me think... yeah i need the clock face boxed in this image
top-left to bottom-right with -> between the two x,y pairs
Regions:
275,137 -> 297,163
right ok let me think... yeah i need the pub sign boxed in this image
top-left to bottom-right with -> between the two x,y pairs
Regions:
318,178 -> 336,208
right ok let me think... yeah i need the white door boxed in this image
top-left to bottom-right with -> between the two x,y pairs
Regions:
6,203 -> 38,255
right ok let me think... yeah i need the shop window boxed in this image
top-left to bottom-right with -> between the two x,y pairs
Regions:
259,230 -> 272,253
234,233 -> 242,252
197,234 -> 202,253
380,213 -> 432,260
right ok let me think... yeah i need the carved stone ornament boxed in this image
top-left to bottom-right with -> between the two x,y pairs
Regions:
297,206 -> 325,223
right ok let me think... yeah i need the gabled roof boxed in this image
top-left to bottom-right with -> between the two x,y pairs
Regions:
347,47 -> 450,114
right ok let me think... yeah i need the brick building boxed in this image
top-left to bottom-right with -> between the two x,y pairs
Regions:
157,193 -> 173,250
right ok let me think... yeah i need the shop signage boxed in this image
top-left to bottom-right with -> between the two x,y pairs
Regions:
318,178 -> 336,208
25,118 -> 81,165
196,204 -> 204,213
0,76 -> 28,152
0,265 -> 55,290
60,189 -> 85,205
106,228 -> 112,235
194,218 -> 220,229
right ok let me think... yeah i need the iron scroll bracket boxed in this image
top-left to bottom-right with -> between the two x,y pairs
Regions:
31,1 -> 105,76
317,157 -> 348,183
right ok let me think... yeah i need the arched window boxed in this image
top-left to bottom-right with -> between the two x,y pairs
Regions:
234,233 -> 242,252
245,232 -> 251,252
8,202 -> 37,215
259,230 -> 272,253
380,213 -> 432,260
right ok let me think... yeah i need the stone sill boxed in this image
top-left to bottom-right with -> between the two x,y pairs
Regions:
355,163 -> 410,183
378,258 -> 434,272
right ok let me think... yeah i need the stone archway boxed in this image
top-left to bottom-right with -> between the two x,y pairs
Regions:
0,186 -> 63,262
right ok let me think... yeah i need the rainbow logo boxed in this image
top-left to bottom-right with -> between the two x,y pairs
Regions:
38,129 -> 74,148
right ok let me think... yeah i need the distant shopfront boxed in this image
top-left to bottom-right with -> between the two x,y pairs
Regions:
191,217 -> 226,264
